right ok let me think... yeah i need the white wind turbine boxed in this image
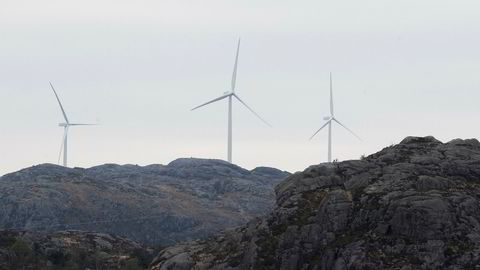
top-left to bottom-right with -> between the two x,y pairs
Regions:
191,39 -> 271,163
50,82 -> 96,167
309,73 -> 361,162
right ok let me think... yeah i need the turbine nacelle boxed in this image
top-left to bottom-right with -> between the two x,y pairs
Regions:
59,123 -> 68,127
323,116 -> 331,121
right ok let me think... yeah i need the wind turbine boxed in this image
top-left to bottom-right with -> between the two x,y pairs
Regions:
191,39 -> 271,163
309,73 -> 361,163
50,82 -> 95,167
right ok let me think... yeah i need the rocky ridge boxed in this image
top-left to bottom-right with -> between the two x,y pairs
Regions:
150,137 -> 480,270
0,158 -> 289,246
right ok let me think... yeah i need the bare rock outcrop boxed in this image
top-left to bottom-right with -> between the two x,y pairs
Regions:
150,137 -> 480,270
0,158 -> 289,246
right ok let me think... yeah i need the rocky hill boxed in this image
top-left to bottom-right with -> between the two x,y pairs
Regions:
150,137 -> 480,269
0,230 -> 152,270
0,158 -> 289,246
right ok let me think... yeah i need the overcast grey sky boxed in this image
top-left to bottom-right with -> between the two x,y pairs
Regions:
1,0 -> 479,175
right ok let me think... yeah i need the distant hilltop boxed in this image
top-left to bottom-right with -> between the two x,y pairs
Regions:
0,158 -> 290,246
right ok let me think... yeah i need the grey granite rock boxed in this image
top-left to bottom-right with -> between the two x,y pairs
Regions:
0,158 -> 290,246
150,137 -> 480,270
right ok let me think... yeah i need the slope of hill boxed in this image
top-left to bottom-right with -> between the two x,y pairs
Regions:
0,158 -> 290,246
0,230 -> 151,270
150,137 -> 480,270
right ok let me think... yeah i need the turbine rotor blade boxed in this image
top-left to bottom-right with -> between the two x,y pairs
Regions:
233,94 -> 272,127
68,123 -> 97,126
49,82 -> 70,124
191,93 -> 231,111
309,120 -> 330,140
330,72 -> 334,116
332,118 -> 362,141
231,38 -> 241,92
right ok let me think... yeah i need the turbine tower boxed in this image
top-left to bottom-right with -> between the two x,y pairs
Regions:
50,82 -> 95,167
309,73 -> 361,162
191,39 -> 271,163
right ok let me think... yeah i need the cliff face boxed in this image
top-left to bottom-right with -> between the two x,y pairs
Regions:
0,158 -> 289,246
150,137 -> 480,270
